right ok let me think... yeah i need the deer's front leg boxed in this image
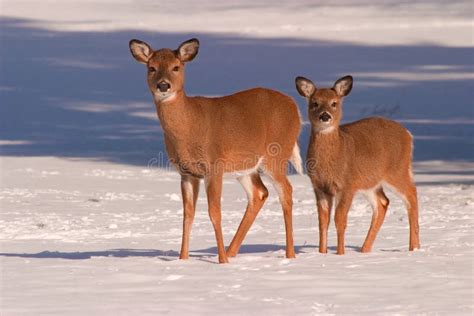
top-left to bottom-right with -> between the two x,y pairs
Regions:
334,191 -> 354,255
315,190 -> 333,254
179,175 -> 200,260
205,172 -> 229,264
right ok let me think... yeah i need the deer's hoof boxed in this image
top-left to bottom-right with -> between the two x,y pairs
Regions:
219,257 -> 230,264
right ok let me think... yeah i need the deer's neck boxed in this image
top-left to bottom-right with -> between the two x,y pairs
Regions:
310,127 -> 346,163
154,90 -> 195,141
308,126 -> 353,192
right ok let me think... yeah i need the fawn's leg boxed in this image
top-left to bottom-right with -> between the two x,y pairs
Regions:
227,173 -> 269,257
334,191 -> 355,255
315,190 -> 333,254
399,182 -> 420,250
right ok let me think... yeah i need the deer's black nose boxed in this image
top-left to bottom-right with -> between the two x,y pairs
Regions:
157,81 -> 170,92
319,112 -> 332,122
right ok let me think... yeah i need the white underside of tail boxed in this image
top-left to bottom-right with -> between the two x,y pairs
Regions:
290,143 -> 304,175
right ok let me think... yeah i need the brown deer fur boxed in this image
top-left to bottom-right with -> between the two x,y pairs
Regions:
296,75 -> 420,255
129,38 -> 302,263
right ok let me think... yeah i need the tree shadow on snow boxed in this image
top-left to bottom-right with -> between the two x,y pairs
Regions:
1,16 -> 473,167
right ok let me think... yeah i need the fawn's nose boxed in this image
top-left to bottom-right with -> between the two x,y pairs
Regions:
319,112 -> 332,122
157,81 -> 171,92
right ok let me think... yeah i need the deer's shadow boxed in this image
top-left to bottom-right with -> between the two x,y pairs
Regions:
0,244 -> 321,262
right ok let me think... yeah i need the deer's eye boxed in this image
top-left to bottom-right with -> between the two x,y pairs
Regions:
331,102 -> 337,108
172,66 -> 180,72
148,67 -> 156,73
311,102 -> 319,109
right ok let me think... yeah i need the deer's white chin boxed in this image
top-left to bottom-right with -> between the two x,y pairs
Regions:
314,124 -> 335,134
154,91 -> 176,102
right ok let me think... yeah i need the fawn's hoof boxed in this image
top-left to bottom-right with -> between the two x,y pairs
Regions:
286,252 -> 296,259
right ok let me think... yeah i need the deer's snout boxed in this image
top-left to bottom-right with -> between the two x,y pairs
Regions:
157,81 -> 171,93
319,112 -> 332,122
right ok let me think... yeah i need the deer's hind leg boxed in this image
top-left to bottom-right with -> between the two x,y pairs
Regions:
386,173 -> 420,251
227,172 -> 269,257
361,187 -> 390,253
264,159 -> 296,259
404,182 -> 420,251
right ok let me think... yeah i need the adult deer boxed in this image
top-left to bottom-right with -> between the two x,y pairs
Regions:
129,38 -> 302,263
295,75 -> 420,255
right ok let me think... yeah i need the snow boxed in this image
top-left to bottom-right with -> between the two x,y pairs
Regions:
1,0 -> 472,47
1,0 -> 473,314
1,157 -> 473,314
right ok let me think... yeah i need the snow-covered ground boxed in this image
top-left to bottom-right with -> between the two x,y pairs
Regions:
1,0 -> 473,315
1,157 -> 473,314
2,0 -> 472,46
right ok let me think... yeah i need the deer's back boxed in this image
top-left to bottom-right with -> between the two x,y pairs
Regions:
341,117 -> 413,188
183,88 -> 300,170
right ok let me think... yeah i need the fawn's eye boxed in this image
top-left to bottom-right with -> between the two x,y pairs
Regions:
148,67 -> 156,72
172,66 -> 180,72
311,102 -> 319,109
331,102 -> 337,108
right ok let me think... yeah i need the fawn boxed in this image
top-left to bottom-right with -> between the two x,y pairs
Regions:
129,38 -> 302,263
295,75 -> 420,254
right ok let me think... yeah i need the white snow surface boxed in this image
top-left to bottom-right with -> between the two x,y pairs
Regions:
1,0 -> 472,47
1,157 -> 473,315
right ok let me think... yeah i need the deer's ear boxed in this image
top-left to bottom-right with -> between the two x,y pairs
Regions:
333,75 -> 353,97
295,76 -> 316,98
176,38 -> 199,62
129,39 -> 153,64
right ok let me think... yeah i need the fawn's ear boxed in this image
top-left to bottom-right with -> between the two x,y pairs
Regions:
129,39 -> 153,64
333,75 -> 353,97
176,38 -> 200,62
295,76 -> 316,98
